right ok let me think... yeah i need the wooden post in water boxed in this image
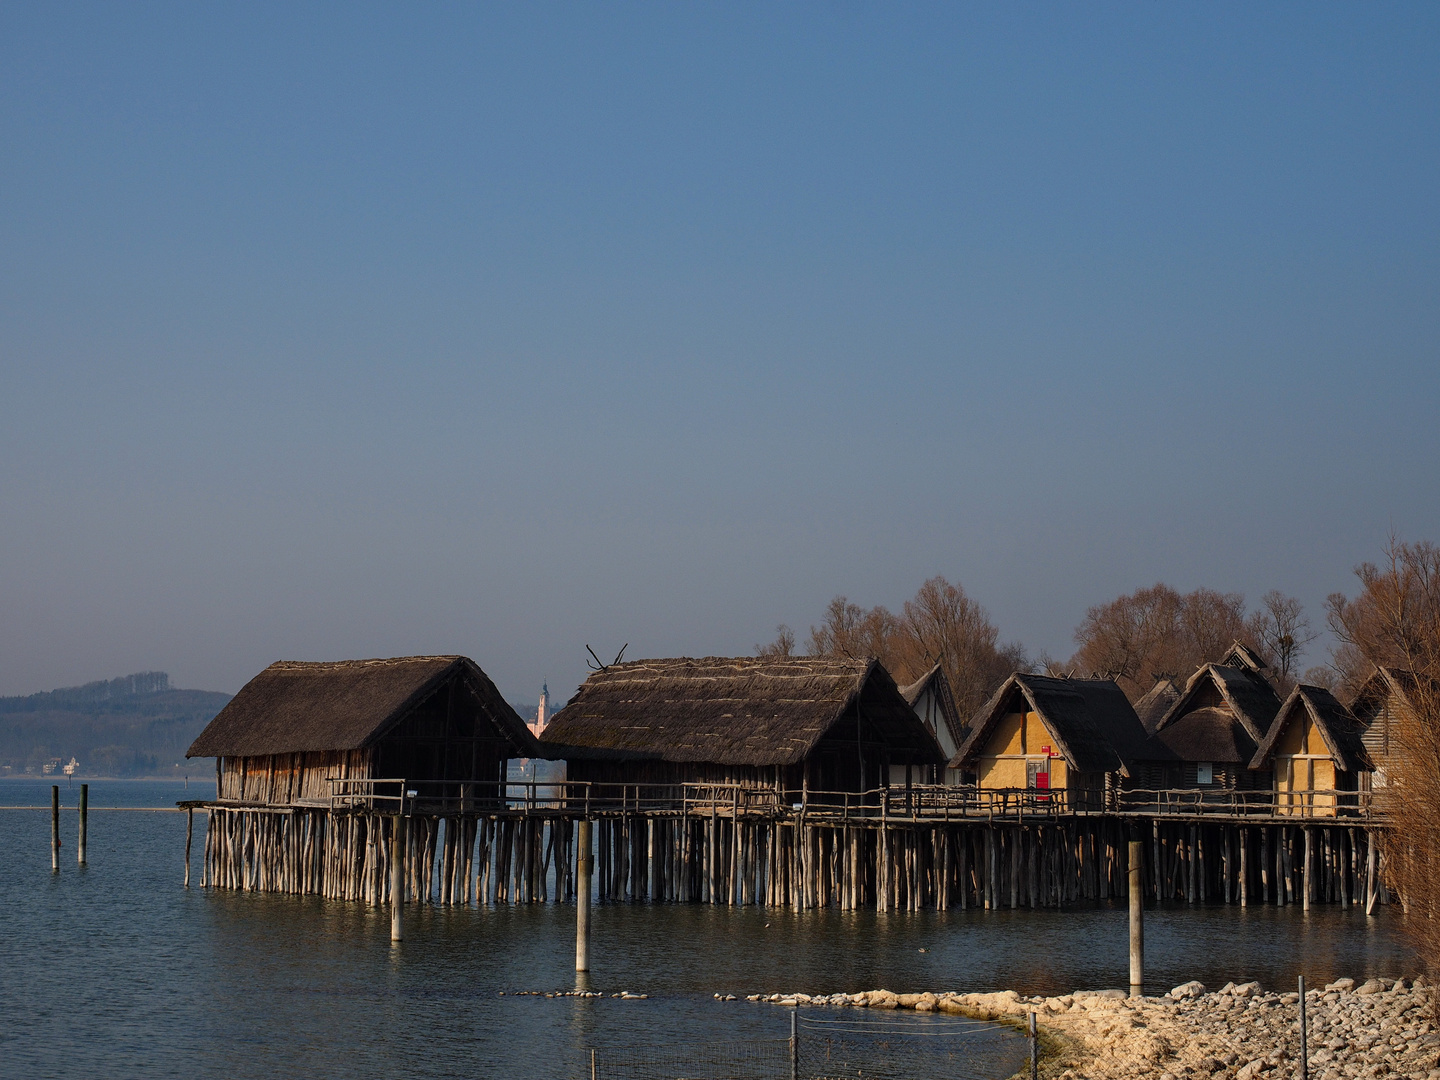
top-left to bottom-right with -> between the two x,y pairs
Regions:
1029,1010 -> 1039,1080
51,785 -> 59,872
185,807 -> 193,887
1365,834 -> 1378,916
1129,838 -> 1144,997
576,818 -> 593,972
78,783 -> 88,866
390,815 -> 406,942
1239,828 -> 1248,906
1303,827 -> 1313,912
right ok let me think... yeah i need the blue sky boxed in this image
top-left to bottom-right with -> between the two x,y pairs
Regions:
2,3 -> 1437,700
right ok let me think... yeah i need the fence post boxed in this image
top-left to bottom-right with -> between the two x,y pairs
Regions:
1029,1011 -> 1038,1080
1299,975 -> 1308,1080
790,1009 -> 798,1080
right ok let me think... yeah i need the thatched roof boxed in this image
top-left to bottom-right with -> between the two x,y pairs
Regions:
955,674 -> 1149,774
539,656 -> 945,767
187,656 -> 537,758
897,663 -> 967,755
1348,666 -> 1421,718
1347,666 -> 1427,760
1218,641 -> 1270,677
1155,663 -> 1282,744
1251,685 -> 1373,773
1134,677 -> 1181,734
1139,706 -> 1259,764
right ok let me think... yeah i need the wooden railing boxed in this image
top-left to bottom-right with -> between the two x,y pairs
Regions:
324,778 -> 1374,822
1116,787 -> 1373,819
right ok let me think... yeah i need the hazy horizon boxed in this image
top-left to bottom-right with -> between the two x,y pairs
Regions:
3,5 -> 1437,702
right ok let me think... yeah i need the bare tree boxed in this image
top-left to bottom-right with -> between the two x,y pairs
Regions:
1070,584 -> 1186,698
892,575 -> 1028,718
1325,537 -> 1440,979
1072,583 -> 1270,700
805,578 -> 1025,719
1250,590 -> 1317,690
807,597 -> 900,667
1182,587 -> 1252,664
755,625 -> 796,659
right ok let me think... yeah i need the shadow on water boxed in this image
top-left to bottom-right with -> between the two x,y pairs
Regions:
0,781 -> 1418,1079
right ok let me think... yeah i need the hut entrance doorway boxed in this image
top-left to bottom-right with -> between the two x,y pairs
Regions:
1026,760 -> 1050,790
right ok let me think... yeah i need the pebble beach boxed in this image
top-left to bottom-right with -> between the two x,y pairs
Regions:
743,977 -> 1439,1080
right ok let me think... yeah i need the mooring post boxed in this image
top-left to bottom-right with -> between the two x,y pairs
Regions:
1303,827 -> 1313,912
789,1007 -> 798,1080
390,815 -> 406,942
1129,837 -> 1144,997
1029,1010 -> 1038,1080
184,807 -> 193,887
78,783 -> 88,866
1299,974 -> 1309,1080
1365,834 -> 1378,916
51,785 -> 59,873
576,818 -> 593,972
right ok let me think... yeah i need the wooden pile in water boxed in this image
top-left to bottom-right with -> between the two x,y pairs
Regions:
202,808 -> 1387,911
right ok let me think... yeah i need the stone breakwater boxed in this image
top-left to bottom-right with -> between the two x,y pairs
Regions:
741,978 -> 1440,1080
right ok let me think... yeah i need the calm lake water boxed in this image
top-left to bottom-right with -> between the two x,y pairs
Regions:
0,780 -> 1417,1080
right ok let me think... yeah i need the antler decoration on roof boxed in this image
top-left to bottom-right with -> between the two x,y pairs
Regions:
585,643 -> 629,671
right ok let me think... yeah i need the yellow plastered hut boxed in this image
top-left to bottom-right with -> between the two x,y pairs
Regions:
953,674 -> 1149,810
1250,684 -> 1371,816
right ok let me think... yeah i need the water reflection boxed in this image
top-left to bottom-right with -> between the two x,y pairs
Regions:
0,781 -> 1417,1079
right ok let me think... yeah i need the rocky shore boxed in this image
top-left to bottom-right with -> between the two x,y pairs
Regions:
741,977 -> 1439,1080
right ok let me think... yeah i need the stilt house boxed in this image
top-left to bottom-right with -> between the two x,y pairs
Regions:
538,656 -> 946,801
1249,685 -> 1371,816
1126,657 -> 1282,795
1346,667 -> 1422,790
187,656 -> 541,808
897,663 -> 967,784
952,674 -> 1149,810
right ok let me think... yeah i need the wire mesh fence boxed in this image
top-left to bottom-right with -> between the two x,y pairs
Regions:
796,1012 -> 1022,1080
583,1038 -> 791,1080
582,1010 -> 1029,1080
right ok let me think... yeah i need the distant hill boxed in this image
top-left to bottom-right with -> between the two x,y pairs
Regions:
0,672 -> 230,778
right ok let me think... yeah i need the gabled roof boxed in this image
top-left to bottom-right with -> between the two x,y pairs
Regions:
955,673 -> 1149,774
1348,666 -> 1421,718
1137,707 -> 1259,764
1134,677 -> 1182,734
539,656 -> 945,767
1156,663 -> 1282,744
1218,641 -> 1270,677
1250,685 -> 1372,773
187,656 -> 538,758
897,663 -> 967,755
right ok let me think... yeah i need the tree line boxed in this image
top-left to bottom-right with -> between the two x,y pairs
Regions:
758,572 -> 1342,716
765,539 -> 1440,976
